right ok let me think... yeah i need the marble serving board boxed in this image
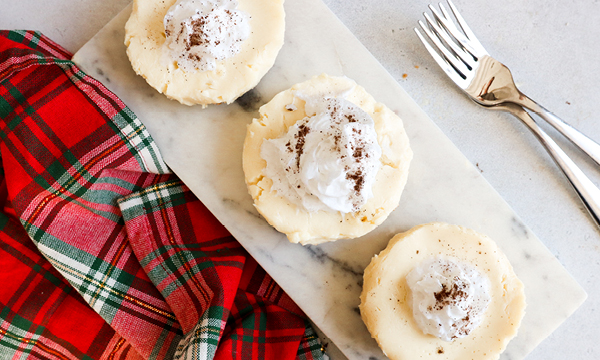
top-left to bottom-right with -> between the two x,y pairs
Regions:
73,1 -> 587,359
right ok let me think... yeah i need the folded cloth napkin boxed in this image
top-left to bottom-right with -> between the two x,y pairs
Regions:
0,30 -> 326,360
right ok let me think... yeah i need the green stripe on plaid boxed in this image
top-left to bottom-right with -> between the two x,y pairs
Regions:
118,180 -> 188,220
29,159 -> 123,223
39,249 -> 172,325
118,179 -> 221,305
34,240 -> 129,319
56,62 -> 169,175
0,95 -> 11,119
0,306 -> 42,355
0,308 -> 96,360
296,321 -> 327,360
139,243 -> 220,299
25,225 -> 175,326
4,30 -> 30,46
0,307 -> 94,360
4,88 -> 26,131
110,107 -> 169,174
174,306 -> 225,360
0,213 -> 7,231
5,31 -> 47,55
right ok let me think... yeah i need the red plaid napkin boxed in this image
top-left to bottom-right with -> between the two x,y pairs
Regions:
0,30 -> 326,360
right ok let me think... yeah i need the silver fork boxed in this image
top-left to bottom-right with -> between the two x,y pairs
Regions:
416,0 -> 600,228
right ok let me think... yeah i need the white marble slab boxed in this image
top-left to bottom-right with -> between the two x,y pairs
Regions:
72,1 -> 587,359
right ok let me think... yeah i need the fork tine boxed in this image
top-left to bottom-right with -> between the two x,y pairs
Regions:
446,0 -> 487,55
417,18 -> 471,78
438,3 -> 453,23
414,27 -> 467,87
423,12 -> 475,70
428,4 -> 481,60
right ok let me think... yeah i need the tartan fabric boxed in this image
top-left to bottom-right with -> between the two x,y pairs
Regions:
0,205 -> 139,360
0,30 -> 326,360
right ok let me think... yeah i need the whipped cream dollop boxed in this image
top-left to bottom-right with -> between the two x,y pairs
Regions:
405,257 -> 491,342
261,96 -> 382,213
163,0 -> 250,72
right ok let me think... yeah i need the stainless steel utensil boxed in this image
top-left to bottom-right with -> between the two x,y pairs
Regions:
416,0 -> 600,227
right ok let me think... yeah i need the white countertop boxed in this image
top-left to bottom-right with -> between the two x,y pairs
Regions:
3,0 -> 599,359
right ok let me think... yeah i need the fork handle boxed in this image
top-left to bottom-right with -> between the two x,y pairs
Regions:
517,96 -> 600,166
505,104 -> 600,228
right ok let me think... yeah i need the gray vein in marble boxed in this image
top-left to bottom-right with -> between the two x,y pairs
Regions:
235,88 -> 264,112
304,245 -> 364,279
511,216 -> 531,239
221,197 -> 261,219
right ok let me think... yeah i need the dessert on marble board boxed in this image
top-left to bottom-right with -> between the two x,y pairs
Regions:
124,0 -> 285,106
360,222 -> 526,360
242,74 -> 413,245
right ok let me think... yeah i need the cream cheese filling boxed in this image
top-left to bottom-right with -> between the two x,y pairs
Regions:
360,222 -> 526,360
124,0 -> 285,106
242,74 -> 412,245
